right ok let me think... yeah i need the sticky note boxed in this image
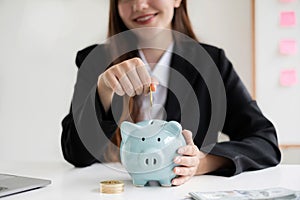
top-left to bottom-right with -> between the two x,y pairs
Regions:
280,69 -> 298,86
280,11 -> 296,27
280,0 -> 296,2
280,40 -> 298,55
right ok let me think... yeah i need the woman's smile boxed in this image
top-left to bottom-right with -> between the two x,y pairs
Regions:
134,13 -> 158,25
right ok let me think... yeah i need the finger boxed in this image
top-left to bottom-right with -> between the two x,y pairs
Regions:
114,59 -> 142,97
182,129 -> 194,145
149,76 -> 159,91
173,166 -> 196,176
102,73 -> 124,96
126,57 -> 150,95
178,145 -> 199,156
136,65 -> 151,94
118,74 -> 135,97
174,156 -> 199,167
171,175 -> 191,186
143,76 -> 160,94
126,68 -> 144,95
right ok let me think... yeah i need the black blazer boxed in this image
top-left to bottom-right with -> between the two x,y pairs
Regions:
61,42 -> 281,176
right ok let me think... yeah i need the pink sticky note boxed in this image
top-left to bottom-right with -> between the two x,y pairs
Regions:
280,69 -> 298,86
280,0 -> 296,2
280,11 -> 296,27
280,40 -> 298,55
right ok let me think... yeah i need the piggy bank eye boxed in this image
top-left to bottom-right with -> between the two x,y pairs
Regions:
142,137 -> 145,141
157,138 -> 161,142
150,121 -> 154,125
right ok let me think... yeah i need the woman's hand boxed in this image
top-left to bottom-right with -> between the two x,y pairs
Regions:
98,57 -> 153,96
172,129 -> 204,186
97,57 -> 157,112
172,130 -> 234,186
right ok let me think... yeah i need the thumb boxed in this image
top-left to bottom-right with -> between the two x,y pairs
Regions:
150,77 -> 159,91
182,129 -> 194,145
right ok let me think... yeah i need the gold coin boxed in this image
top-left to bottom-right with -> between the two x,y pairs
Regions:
150,84 -> 154,107
100,180 -> 124,194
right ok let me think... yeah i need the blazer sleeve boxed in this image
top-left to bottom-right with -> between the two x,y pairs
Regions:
204,47 -> 281,176
61,45 -> 117,167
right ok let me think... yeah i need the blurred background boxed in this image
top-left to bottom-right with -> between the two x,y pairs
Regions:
0,0 -> 299,164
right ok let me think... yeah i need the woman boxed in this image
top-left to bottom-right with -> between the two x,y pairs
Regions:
61,0 -> 281,186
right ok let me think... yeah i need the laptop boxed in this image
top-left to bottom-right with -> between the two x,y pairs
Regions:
0,173 -> 51,198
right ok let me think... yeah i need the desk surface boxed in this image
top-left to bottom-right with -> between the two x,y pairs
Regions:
0,161 -> 299,200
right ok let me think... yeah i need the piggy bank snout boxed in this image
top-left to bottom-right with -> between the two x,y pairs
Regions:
139,150 -> 163,168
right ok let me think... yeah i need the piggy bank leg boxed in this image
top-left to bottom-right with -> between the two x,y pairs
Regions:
159,179 -> 172,187
132,179 -> 147,187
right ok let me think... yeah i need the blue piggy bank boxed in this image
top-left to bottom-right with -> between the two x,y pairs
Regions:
120,120 -> 186,187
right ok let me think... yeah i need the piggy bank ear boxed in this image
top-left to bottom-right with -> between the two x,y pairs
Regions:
120,121 -> 139,142
164,121 -> 182,136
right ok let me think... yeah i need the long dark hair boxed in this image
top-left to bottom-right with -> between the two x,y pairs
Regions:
104,0 -> 198,162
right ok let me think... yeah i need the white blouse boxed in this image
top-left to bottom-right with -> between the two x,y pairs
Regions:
136,43 -> 174,121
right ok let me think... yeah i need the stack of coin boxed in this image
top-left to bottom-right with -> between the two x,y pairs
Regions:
100,180 -> 124,194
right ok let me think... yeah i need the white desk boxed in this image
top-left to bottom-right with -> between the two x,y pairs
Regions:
0,161 -> 299,200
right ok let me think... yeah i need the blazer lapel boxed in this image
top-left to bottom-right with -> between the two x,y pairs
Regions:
165,42 -> 199,122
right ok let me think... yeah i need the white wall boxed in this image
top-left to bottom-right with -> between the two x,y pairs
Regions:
255,0 -> 300,144
188,0 -> 253,92
0,0 -> 252,162
0,0 -> 109,162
